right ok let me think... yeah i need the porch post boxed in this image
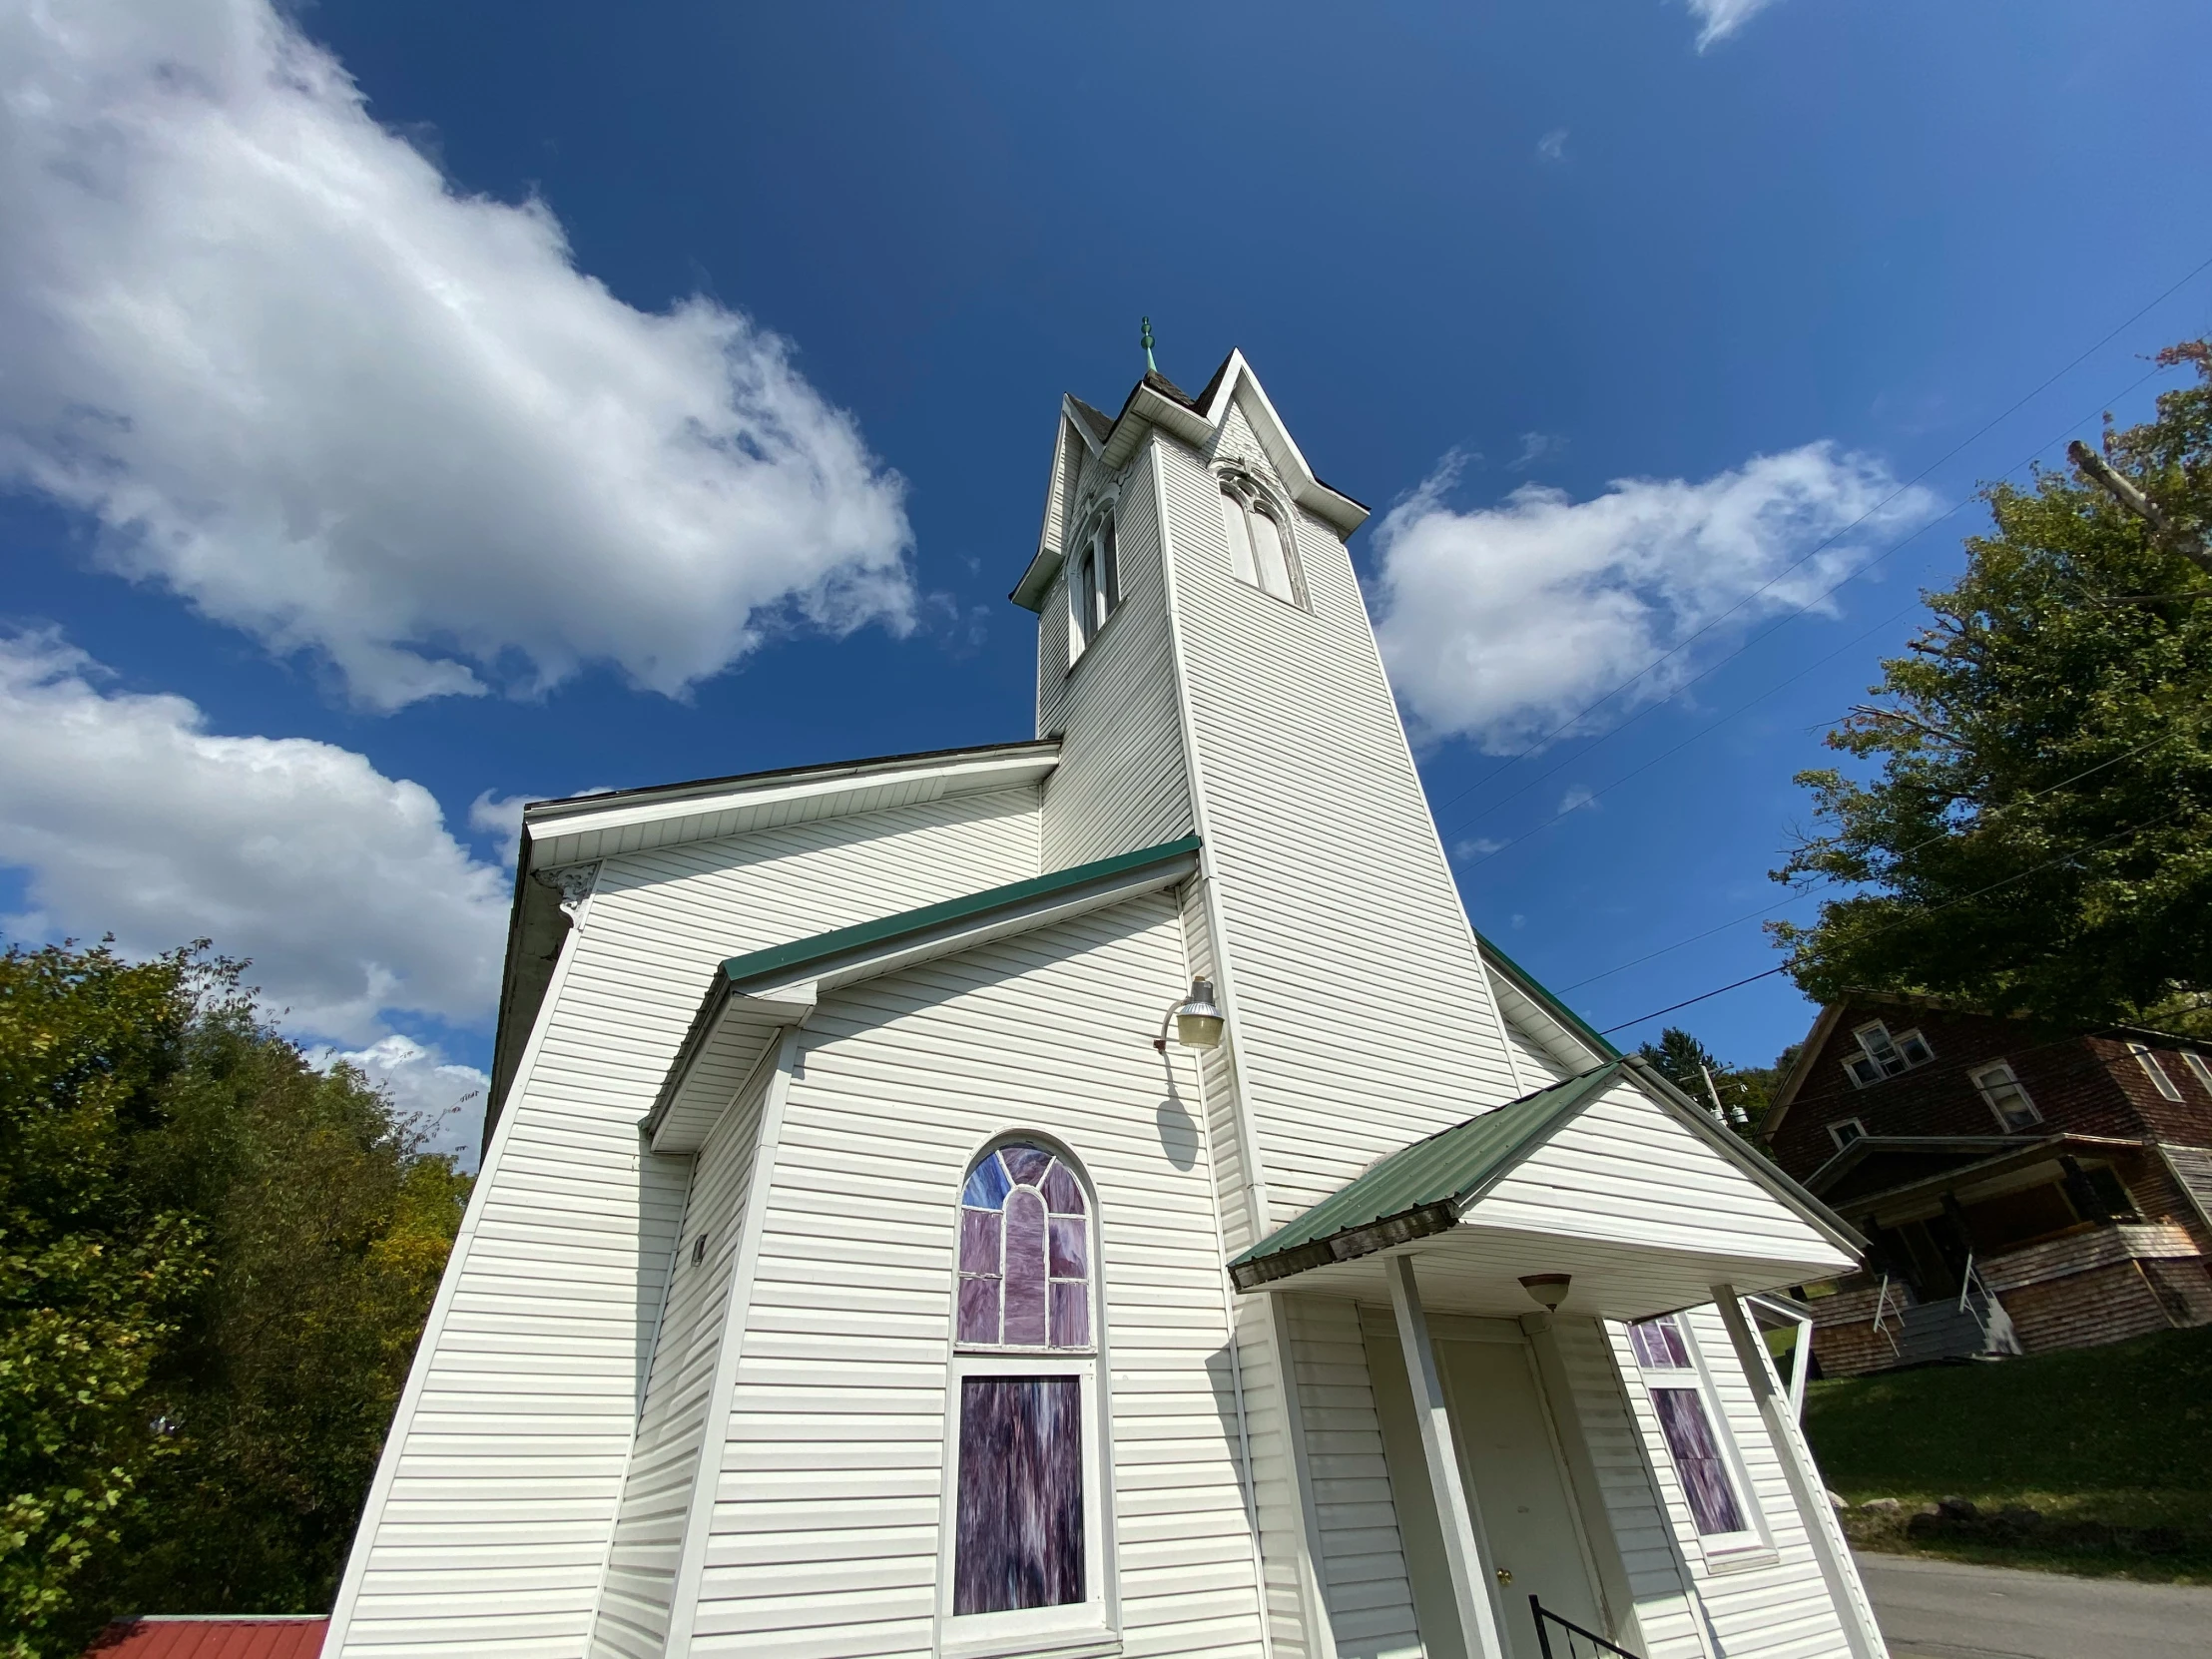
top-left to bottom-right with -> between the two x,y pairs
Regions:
1711,1285 -> 1889,1659
1385,1254 -> 1509,1659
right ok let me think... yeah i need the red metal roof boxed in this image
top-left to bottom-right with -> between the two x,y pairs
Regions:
84,1618 -> 326,1658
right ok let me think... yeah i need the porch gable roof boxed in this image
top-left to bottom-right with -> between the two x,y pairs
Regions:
1229,1065 -> 1624,1287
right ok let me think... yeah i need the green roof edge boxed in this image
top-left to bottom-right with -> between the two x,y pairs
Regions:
1229,1061 -> 1624,1278
1473,928 -> 1621,1060
718,833 -> 1204,991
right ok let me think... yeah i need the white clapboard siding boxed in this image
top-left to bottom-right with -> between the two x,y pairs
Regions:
682,893 -> 1268,1659
1545,1320 -> 1709,1659
1284,1298 -> 1423,1659
1605,1311 -> 1853,1659
591,1064 -> 771,1658
1478,1081 -> 1850,1271
1037,445 -> 1197,871
1153,419 -> 1524,1225
331,790 -> 1045,1659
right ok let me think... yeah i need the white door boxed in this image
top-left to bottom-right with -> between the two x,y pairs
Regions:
1436,1338 -> 1604,1659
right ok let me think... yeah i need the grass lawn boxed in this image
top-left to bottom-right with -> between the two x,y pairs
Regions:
1801,1323 -> 2212,1582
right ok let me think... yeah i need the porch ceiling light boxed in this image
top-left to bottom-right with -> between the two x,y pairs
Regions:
1153,977 -> 1225,1052
1519,1273 -> 1572,1311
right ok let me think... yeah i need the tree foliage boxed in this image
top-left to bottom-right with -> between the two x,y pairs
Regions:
1774,341 -> 2212,1031
1634,1026 -> 1795,1144
0,941 -> 469,1657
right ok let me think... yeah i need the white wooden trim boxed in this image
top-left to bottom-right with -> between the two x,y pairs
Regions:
323,893 -> 594,1655
1267,1294 -> 1343,1659
1385,1256 -> 1508,1659
1710,1287 -> 1889,1659
658,1027 -> 802,1656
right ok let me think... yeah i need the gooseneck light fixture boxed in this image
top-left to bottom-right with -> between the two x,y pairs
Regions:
1153,977 -> 1226,1052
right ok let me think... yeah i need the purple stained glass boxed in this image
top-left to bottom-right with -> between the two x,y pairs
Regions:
954,1377 -> 1084,1614
957,1274 -> 1000,1345
1041,1164 -> 1085,1216
1048,1216 -> 1087,1279
1049,1280 -> 1090,1348
1630,1315 -> 1692,1370
960,1209 -> 1002,1276
1652,1387 -> 1745,1535
1002,1189 -> 1049,1345
1002,1145 -> 1053,1187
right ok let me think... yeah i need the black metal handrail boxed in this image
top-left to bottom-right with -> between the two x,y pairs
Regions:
1530,1595 -> 1641,1659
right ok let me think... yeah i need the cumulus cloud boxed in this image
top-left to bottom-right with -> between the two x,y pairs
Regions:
309,1033 -> 489,1170
1371,443 -> 1936,752
1683,0 -> 1783,49
0,0 -> 913,710
1557,785 -> 1598,815
0,631 -> 507,1042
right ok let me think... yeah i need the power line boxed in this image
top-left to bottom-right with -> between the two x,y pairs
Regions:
1592,801 -> 2194,1036
1421,248 -> 2212,830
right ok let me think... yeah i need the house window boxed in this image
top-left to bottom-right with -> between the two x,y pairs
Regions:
1972,1061 -> 2042,1132
947,1140 -> 1106,1638
1827,1117 -> 1868,1153
1068,509 -> 1120,661
2129,1042 -> 2184,1103
1218,474 -> 1298,603
1843,1019 -> 1934,1087
1624,1315 -> 1758,1547
2184,1051 -> 2212,1096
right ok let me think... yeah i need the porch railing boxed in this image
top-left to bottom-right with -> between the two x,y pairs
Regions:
1530,1595 -> 1642,1659
1868,1273 -> 1903,1359
1955,1253 -> 2022,1356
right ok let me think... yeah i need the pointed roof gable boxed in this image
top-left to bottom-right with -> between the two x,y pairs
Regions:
1230,1057 -> 1861,1305
645,834 -> 1203,1150
1013,350 -> 1371,611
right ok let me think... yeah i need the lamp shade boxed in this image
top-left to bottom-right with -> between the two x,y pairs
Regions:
1518,1273 -> 1571,1311
1173,979 -> 1225,1050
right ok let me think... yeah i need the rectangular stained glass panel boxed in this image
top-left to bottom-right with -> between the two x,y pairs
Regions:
1652,1387 -> 1745,1535
954,1377 -> 1084,1615
1047,1217 -> 1086,1279
1002,1191 -> 1048,1346
1049,1281 -> 1090,1349
957,1275 -> 999,1346
960,1209 -> 1001,1276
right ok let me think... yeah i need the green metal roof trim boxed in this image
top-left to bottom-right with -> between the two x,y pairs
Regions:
1473,929 -> 1621,1061
1229,1063 -> 1624,1290
718,833 -> 1204,992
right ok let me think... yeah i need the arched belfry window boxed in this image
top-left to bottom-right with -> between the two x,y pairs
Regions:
944,1139 -> 1108,1636
1218,471 -> 1297,604
1067,504 -> 1120,661
957,1141 -> 1091,1348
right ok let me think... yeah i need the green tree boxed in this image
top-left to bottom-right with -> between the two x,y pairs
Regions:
0,941 -> 468,1657
1633,1026 -> 1791,1143
1773,341 -> 2212,1031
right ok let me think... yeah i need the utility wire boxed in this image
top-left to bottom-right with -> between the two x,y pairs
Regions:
1593,800 -> 2193,1036
1421,248 -> 2212,830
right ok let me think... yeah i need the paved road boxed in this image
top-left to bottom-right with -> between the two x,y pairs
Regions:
1855,1550 -> 2212,1659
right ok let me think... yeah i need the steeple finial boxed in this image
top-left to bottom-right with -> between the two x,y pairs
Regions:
1140,315 -> 1158,375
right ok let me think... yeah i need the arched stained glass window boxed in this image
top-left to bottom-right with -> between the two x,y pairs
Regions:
957,1141 -> 1091,1350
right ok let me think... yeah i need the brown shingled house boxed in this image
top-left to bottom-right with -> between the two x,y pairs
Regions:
1761,994 -> 2212,1375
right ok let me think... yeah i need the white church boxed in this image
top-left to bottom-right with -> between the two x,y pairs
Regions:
324,353 -> 1889,1659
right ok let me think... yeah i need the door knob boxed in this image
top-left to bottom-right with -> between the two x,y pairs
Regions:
1495,1568 -> 1513,1586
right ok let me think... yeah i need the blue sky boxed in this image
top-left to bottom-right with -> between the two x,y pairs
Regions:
4,0 -> 2209,1157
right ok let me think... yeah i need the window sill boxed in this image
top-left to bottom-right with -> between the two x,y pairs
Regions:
1696,1544 -> 1780,1576
941,1627 -> 1120,1659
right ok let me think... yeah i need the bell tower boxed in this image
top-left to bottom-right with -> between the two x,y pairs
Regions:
1012,347 -> 1529,1248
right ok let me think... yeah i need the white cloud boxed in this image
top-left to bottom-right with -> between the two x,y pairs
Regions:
1452,836 -> 1509,859
1684,0 -> 1782,50
1509,431 -> 1567,472
1536,128 -> 1569,163
1557,785 -> 1598,815
1371,443 -> 1936,752
0,631 -> 507,1042
0,0 -> 913,710
310,1033 -> 488,1170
